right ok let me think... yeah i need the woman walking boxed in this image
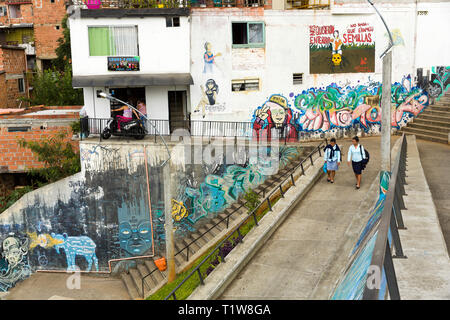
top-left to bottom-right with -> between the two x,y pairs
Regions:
324,138 -> 341,183
347,136 -> 366,189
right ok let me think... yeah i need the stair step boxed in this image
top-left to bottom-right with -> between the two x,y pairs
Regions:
429,105 -> 450,112
197,227 -> 215,241
401,126 -> 448,138
204,223 -> 223,236
129,268 -> 143,297
413,117 -> 450,127
422,109 -> 450,117
407,122 -> 450,133
418,114 -> 450,123
147,260 -> 166,283
402,131 -> 448,144
121,272 -> 140,300
183,237 -> 201,252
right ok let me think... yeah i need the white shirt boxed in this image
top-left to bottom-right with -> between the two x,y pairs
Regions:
348,144 -> 366,162
79,105 -> 87,117
324,145 -> 341,163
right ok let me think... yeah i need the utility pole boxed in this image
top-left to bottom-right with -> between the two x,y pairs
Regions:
381,51 -> 392,172
163,163 -> 176,283
367,0 -> 393,173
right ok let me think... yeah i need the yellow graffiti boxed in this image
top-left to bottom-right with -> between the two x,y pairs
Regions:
171,199 -> 188,222
27,232 -> 63,250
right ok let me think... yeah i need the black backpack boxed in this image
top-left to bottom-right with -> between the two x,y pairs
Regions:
360,145 -> 370,167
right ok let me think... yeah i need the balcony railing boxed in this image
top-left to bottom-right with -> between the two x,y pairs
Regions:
68,0 -> 265,9
286,0 -> 330,9
5,0 -> 33,4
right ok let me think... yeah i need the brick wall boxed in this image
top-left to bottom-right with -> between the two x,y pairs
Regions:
0,125 -> 78,173
0,46 -> 28,108
33,0 -> 66,59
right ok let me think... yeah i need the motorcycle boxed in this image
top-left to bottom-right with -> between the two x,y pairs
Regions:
101,114 -> 146,140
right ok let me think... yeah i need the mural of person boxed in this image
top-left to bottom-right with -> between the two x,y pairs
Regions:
194,79 -> 219,118
331,30 -> 343,55
252,94 -> 298,142
203,42 -> 221,74
331,30 -> 343,66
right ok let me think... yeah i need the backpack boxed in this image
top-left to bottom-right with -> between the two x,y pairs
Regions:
359,145 -> 370,167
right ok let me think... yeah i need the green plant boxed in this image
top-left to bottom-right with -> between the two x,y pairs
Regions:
70,120 -> 81,134
0,186 -> 34,214
17,131 -> 81,183
53,15 -> 71,72
243,189 -> 260,213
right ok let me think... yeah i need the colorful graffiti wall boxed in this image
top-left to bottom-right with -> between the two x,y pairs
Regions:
252,67 -> 449,139
0,138 -> 303,290
309,22 -> 375,74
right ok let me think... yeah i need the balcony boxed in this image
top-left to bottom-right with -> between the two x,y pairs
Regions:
68,0 -> 265,9
5,0 -> 32,4
286,0 -> 330,9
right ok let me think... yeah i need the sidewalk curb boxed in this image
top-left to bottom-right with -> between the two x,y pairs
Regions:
188,158 -> 323,300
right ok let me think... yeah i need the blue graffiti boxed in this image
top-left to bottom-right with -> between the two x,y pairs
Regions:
52,233 -> 99,272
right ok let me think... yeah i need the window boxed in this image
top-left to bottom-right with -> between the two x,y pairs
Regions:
0,7 -> 7,16
55,25 -> 60,30
293,73 -> 303,85
232,22 -> 265,48
9,5 -> 21,18
166,16 -> 180,28
232,79 -> 260,92
88,26 -> 139,56
18,78 -> 25,93
8,126 -> 30,132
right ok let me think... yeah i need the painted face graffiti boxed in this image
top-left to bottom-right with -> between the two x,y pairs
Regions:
0,234 -> 31,292
119,220 -> 153,256
252,94 -> 298,142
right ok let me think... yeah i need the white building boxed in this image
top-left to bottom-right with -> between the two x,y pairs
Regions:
69,1 -> 450,137
69,7 -> 192,134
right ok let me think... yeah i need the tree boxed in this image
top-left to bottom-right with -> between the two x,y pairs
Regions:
17,131 -> 81,183
53,15 -> 72,72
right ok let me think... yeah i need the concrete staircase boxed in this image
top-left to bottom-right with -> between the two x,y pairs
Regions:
400,91 -> 450,144
119,145 -> 316,299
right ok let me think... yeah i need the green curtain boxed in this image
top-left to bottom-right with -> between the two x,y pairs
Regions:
88,27 -> 115,56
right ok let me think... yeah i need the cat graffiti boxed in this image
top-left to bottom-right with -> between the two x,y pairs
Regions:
51,233 -> 99,272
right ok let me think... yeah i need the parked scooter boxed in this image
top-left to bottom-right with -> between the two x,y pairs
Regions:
101,109 -> 146,140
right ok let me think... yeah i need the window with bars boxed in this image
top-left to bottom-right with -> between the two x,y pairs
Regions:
88,26 -> 139,56
293,73 -> 303,85
232,78 -> 260,92
232,22 -> 265,48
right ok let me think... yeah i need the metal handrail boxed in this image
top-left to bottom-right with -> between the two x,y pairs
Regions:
362,134 -> 407,300
162,139 -> 326,300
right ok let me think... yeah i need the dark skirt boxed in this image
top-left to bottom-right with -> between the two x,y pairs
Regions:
352,161 -> 363,175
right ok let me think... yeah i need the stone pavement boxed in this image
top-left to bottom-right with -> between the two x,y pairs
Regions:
220,136 -> 397,300
4,272 -> 130,300
416,139 -> 450,255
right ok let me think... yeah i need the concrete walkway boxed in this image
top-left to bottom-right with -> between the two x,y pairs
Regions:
416,139 -> 450,255
4,272 -> 130,300
393,136 -> 450,299
220,136 -> 396,300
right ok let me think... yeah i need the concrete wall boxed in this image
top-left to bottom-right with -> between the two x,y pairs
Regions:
0,137 -> 302,290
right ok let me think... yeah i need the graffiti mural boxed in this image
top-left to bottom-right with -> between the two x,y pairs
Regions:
421,66 -> 450,100
194,79 -> 226,118
203,42 -> 221,74
0,234 -> 31,292
310,22 -> 375,74
250,73 -> 443,137
252,94 -> 298,142
51,233 -> 99,272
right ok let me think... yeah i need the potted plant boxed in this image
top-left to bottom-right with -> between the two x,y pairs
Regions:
84,0 -> 101,9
